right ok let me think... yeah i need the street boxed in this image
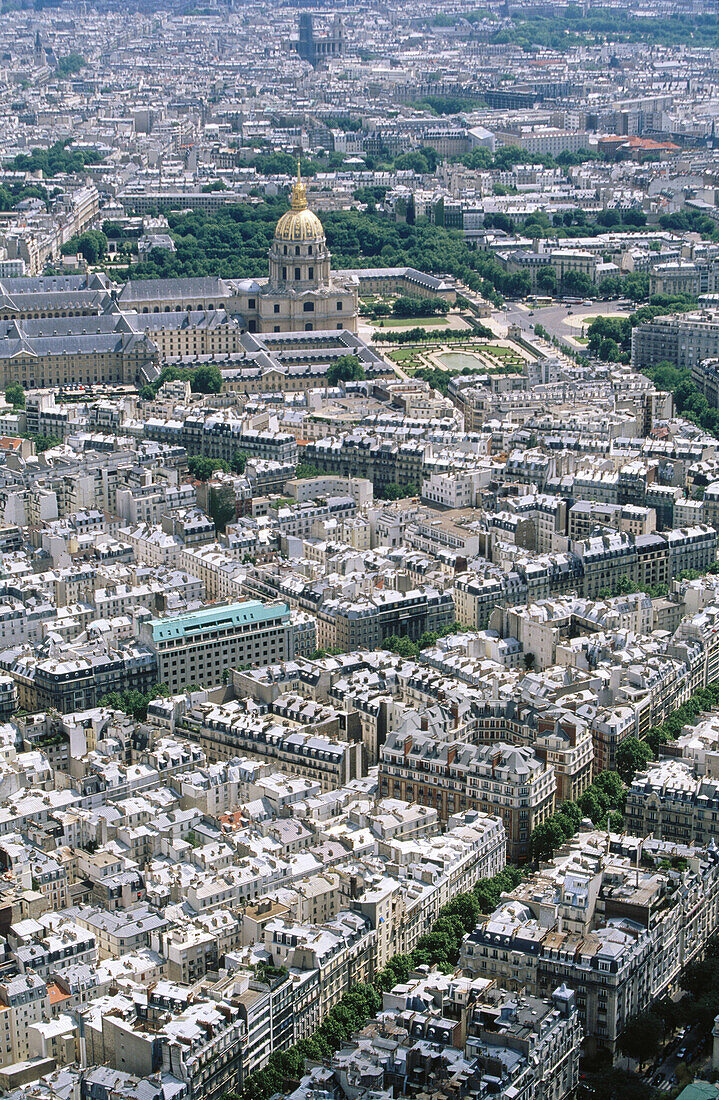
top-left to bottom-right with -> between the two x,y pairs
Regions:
496,298 -> 632,347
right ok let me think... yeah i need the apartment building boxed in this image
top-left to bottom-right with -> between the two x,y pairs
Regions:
379,733 -> 555,862
0,974 -> 49,1064
459,830 -> 719,1054
624,758 -> 719,846
632,309 -> 719,374
264,911 -> 374,1024
82,990 -> 245,1100
0,324 -> 159,389
316,586 -> 455,652
10,643 -> 157,713
454,526 -> 717,629
178,704 -> 363,789
301,435 -> 426,495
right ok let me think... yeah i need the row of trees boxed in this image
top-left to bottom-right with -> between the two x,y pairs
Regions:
531,646 -> 719,860
375,326 -> 491,344
490,10 -> 719,51
641,359 -> 719,441
122,197 -> 649,307
597,574 -> 669,600
115,200 -> 513,305
645,679 -> 719,755
233,863 -> 525,1100
530,770 -> 626,862
376,482 -> 419,500
390,295 -> 450,318
483,207 -> 647,244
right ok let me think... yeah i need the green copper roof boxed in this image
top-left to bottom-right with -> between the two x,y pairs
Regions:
149,601 -> 289,642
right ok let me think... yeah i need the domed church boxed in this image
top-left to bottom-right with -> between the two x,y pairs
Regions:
248,164 -> 358,333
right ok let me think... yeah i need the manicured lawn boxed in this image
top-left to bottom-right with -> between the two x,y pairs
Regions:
483,344 -> 520,358
375,316 -> 448,328
388,349 -> 424,365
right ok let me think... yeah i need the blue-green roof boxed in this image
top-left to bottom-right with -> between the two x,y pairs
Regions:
149,601 -> 289,642
676,1084 -> 719,1100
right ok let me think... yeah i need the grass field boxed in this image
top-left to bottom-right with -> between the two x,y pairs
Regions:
375,316 -> 449,328
387,348 -> 424,366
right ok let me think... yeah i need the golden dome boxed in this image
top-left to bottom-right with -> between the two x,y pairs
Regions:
274,162 -> 325,242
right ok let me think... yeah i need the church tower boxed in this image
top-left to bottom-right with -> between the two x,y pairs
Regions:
253,162 -> 358,334
34,31 -> 45,68
267,163 -> 331,291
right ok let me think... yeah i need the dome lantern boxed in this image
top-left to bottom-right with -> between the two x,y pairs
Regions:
274,161 -> 325,243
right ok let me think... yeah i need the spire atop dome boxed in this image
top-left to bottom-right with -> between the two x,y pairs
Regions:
274,163 -> 324,242
291,160 -> 308,213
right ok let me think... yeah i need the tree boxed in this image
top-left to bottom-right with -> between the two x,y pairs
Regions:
502,272 -> 532,299
530,818 -> 568,862
326,355 -> 366,386
61,230 -> 107,265
56,52 -> 86,76
191,364 -> 222,394
208,484 -> 236,533
6,139 -> 103,177
618,1008 -> 663,1064
562,269 -> 595,296
5,383 -> 24,409
230,449 -> 249,474
383,633 -> 420,658
392,295 -> 449,318
187,455 -> 229,481
379,482 -> 418,500
27,433 -> 61,453
536,266 -> 557,295
295,461 -> 324,479
598,337 -> 621,361
616,737 -> 654,784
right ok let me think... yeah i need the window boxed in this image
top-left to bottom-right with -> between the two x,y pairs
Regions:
336,301 -> 343,310
248,298 -> 255,309
305,322 -> 313,331
308,267 -> 314,279
308,244 -> 313,255
274,304 -> 280,314
274,325 -> 280,332
295,268 -> 301,280
282,267 -> 287,280
303,302 -> 314,312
